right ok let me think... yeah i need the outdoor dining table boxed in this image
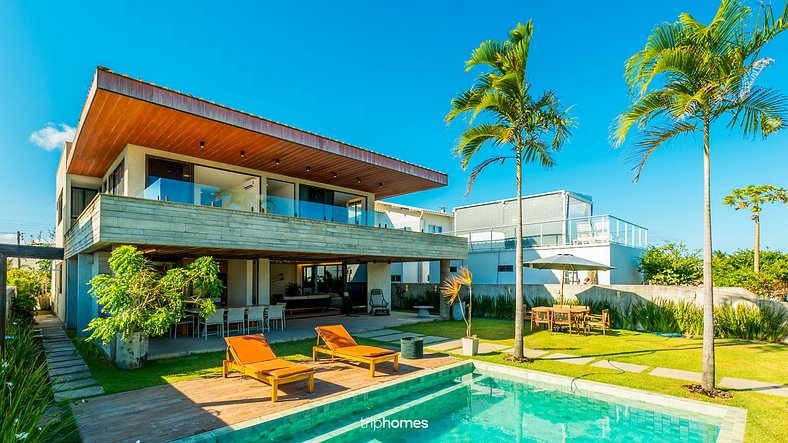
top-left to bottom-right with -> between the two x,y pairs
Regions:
533,306 -> 590,335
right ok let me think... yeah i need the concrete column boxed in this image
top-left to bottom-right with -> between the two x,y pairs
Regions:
258,259 -> 271,305
76,253 -> 96,337
439,259 -> 451,319
367,262 -> 391,313
227,259 -> 250,307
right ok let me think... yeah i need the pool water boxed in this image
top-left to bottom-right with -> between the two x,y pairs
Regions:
321,375 -> 722,443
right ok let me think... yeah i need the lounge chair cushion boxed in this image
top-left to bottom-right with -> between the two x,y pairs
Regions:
315,325 -> 358,350
225,335 -> 277,365
246,359 -> 314,378
335,345 -> 397,358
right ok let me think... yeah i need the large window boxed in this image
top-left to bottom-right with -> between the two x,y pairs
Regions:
428,224 -> 443,234
103,160 -> 125,196
301,264 -> 344,294
71,187 -> 98,220
146,157 -> 193,204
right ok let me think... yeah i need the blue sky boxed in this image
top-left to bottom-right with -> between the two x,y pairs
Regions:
1,0 -> 786,251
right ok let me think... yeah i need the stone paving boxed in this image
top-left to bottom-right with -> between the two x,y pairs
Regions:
36,314 -> 104,402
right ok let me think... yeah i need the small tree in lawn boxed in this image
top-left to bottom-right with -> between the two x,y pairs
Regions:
723,185 -> 788,273
86,246 -> 223,368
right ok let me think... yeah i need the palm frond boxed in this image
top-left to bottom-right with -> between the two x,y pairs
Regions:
465,155 -> 511,196
628,121 -> 698,182
726,86 -> 788,136
453,123 -> 510,168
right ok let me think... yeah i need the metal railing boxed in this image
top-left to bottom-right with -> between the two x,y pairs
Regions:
446,214 -> 648,250
137,177 -> 405,230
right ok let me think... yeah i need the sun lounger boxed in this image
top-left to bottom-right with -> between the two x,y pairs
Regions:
313,325 -> 399,377
223,334 -> 314,402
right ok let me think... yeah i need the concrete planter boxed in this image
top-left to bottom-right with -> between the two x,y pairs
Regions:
115,332 -> 149,369
461,337 -> 479,356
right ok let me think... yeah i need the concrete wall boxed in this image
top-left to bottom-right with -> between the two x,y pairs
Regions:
393,282 -> 785,312
258,259 -> 270,305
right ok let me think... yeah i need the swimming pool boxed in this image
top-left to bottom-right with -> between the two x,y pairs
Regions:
177,361 -> 745,443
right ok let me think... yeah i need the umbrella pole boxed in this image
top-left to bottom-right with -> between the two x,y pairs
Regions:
559,266 -> 565,307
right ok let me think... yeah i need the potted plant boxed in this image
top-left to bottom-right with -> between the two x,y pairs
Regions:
85,246 -> 223,369
441,267 -> 478,356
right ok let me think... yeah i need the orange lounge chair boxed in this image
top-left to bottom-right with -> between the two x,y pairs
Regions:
313,325 -> 399,377
223,334 -> 314,402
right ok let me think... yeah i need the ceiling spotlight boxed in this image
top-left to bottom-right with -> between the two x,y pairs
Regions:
356,177 -> 361,183
240,150 -> 245,157
275,159 -> 280,165
306,166 -> 311,172
199,141 -> 205,148
379,182 -> 383,188
332,172 -> 337,178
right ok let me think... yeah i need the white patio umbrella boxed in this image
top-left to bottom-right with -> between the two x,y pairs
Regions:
523,254 -> 614,306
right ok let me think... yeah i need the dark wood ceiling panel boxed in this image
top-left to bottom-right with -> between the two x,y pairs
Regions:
66,68 -> 447,198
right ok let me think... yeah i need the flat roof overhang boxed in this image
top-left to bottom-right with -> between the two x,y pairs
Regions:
66,67 -> 448,199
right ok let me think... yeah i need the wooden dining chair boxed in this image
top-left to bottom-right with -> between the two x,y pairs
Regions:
531,308 -> 552,333
552,309 -> 573,334
585,309 -> 611,335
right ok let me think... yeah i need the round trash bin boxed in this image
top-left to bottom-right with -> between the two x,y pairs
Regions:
400,336 -> 424,359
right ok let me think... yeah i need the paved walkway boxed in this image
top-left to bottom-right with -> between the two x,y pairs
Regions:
385,328 -> 788,398
148,311 -> 438,359
36,314 -> 104,402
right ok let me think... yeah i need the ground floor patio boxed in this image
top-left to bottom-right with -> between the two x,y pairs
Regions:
70,349 -> 458,442
148,310 -> 439,359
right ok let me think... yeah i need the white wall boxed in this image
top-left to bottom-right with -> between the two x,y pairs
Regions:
457,244 -> 643,285
258,259 -> 270,305
367,262 -> 391,312
227,259 -> 252,307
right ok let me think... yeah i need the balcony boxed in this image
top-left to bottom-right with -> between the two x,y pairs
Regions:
64,193 -> 468,261
141,177 -> 397,229
448,215 -> 648,252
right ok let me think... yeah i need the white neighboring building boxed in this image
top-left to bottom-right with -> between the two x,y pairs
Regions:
450,190 -> 647,285
375,202 -> 454,284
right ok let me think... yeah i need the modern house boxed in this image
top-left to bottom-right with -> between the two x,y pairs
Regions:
450,190 -> 647,285
50,67 -> 467,335
374,201 -> 454,284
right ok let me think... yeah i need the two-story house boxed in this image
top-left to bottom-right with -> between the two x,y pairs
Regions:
51,67 -> 467,335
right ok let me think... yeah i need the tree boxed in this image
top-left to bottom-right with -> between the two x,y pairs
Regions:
446,21 -> 574,361
639,242 -> 703,286
612,0 -> 788,391
85,246 -> 223,344
723,184 -> 788,272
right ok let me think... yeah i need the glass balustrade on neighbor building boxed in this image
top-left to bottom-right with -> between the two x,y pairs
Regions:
138,177 -> 397,229
448,215 -> 648,251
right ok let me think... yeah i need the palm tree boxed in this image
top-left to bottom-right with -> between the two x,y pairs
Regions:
446,20 -> 574,361
723,184 -> 788,272
613,0 -> 788,391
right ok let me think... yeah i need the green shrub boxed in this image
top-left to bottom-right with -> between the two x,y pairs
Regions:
395,289 -> 440,311
577,296 -> 636,329
635,299 -> 681,333
713,249 -> 788,298
639,242 -> 702,285
527,296 -> 554,309
714,304 -> 788,342
1,323 -> 75,441
673,300 -> 704,336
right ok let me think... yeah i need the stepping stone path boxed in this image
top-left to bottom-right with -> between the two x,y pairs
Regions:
354,329 -> 404,339
36,314 -> 104,402
540,353 -> 596,365
419,336 -> 453,345
503,347 -> 550,358
720,377 -> 788,398
425,339 -> 463,351
591,359 -> 649,374
380,333 -> 424,343
648,367 -> 702,383
476,343 -> 511,354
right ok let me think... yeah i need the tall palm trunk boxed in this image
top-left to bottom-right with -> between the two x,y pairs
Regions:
701,118 -> 715,391
513,155 -> 524,359
754,215 -> 760,273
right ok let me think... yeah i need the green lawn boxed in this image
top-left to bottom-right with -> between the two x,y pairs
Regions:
395,319 -> 788,443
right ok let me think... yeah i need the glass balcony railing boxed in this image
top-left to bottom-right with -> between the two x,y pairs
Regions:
447,215 -> 648,250
138,177 -> 399,229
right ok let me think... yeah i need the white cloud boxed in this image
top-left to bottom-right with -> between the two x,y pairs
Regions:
29,123 -> 76,151
0,233 -> 17,244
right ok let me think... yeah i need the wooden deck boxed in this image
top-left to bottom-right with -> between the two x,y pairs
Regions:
70,352 -> 458,443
